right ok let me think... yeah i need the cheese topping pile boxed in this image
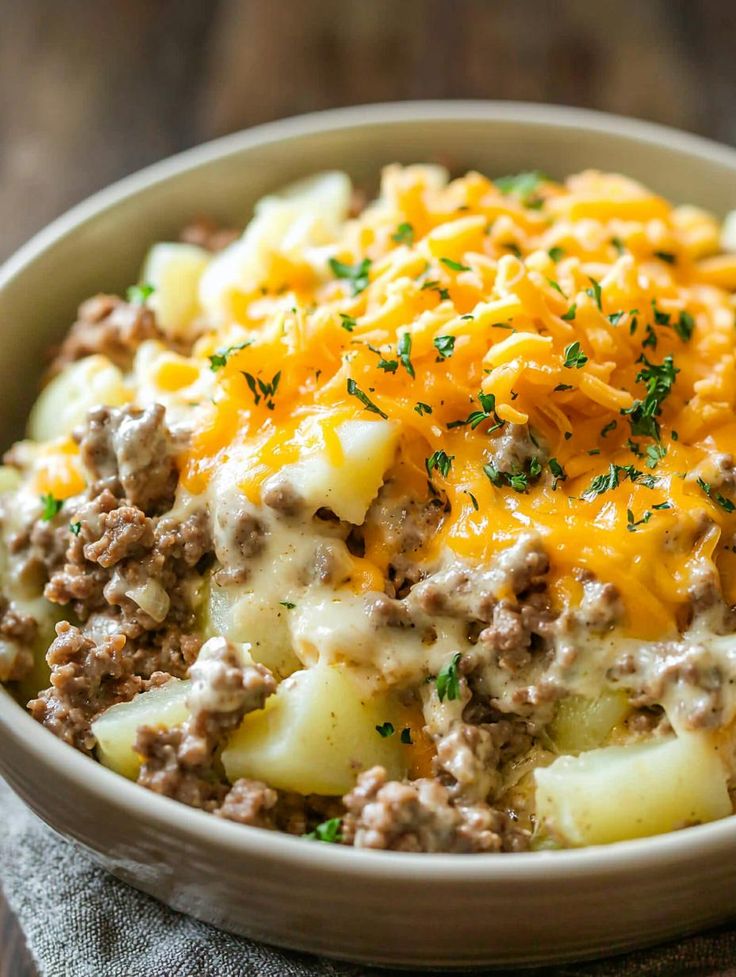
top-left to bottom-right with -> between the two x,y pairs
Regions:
166,165 -> 736,642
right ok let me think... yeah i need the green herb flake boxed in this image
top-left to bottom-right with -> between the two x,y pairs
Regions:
346,378 -> 388,419
69,521 -> 82,536
607,312 -> 625,325
436,652 -> 462,703
652,501 -> 672,510
652,300 -> 670,326
583,463 -> 656,500
561,303 -> 577,322
548,246 -> 566,262
421,280 -> 451,301
586,277 -> 603,310
554,383 -> 574,392
414,401 -> 433,416
426,450 -> 454,479
433,335 -> 456,359
304,817 -> 343,844
392,222 -> 414,245
40,494 -> 63,521
279,601 -> 296,610
465,491 -> 479,511
209,341 -> 252,372
600,420 -> 617,438
126,282 -> 155,305
698,478 -> 736,513
484,462 -> 503,487
546,278 -> 564,296
549,457 -> 567,489
377,356 -> 398,374
339,313 -> 357,332
440,257 -> 471,273
398,333 -> 415,378
242,370 -> 281,409
674,310 -> 695,342
645,443 -> 667,469
328,256 -> 372,295
626,508 -> 653,532
400,727 -> 413,745
611,237 -> 626,255
563,341 -> 588,369
654,250 -> 676,264
495,171 -> 546,206
375,722 -> 395,738
621,354 -> 679,442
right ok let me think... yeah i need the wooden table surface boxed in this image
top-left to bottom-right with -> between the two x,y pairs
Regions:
2,0 -> 736,972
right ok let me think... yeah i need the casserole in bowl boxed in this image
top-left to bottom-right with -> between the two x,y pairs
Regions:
2,102 -> 736,967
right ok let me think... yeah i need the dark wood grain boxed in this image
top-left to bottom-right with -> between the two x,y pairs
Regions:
1,1 -> 736,973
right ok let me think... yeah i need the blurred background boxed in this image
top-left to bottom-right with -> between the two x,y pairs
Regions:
2,0 -> 736,262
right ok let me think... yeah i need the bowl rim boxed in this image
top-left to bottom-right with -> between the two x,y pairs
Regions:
4,99 -> 736,880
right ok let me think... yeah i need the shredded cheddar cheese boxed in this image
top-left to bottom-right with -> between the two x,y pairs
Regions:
176,166 -> 736,642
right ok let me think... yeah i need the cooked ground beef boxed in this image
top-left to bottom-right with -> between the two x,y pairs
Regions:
179,216 -> 239,253
48,294 -> 162,376
77,404 -> 178,515
341,766 -> 530,853
136,638 -> 275,810
28,622 -> 140,752
487,423 -> 547,475
0,598 -> 38,681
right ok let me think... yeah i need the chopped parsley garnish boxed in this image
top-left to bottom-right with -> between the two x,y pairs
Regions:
503,242 -> 522,257
549,457 -> 566,488
448,391 -> 503,432
304,818 -> 343,843
483,459 -> 536,493
126,282 -> 154,305
328,256 -> 372,295
279,601 -> 296,610
421,280 -> 450,301
641,323 -> 657,349
392,222 -> 414,245
654,250 -> 676,264
645,443 -> 667,469
586,277 -> 603,310
209,341 -> 252,371
495,171 -> 546,206
607,312 -> 625,325
554,383 -> 574,392
621,354 -> 678,442
69,521 -> 82,536
436,652 -> 462,703
600,420 -> 617,438
440,257 -> 471,272
375,722 -> 395,738
400,727 -> 413,745
674,310 -> 695,342
433,335 -> 456,359
242,370 -> 281,410
465,491 -> 479,511
376,355 -> 398,374
563,341 -> 588,369
529,457 -> 543,478
652,300 -> 670,326
561,303 -> 577,321
40,494 -> 62,521
652,501 -> 672,510
414,401 -> 433,416
548,246 -> 566,262
627,508 -> 653,532
697,478 -> 736,513
611,236 -> 626,255
346,378 -> 388,419
398,333 -> 415,378
339,313 -> 357,332
583,463 -> 656,500
546,278 -> 564,296
426,450 -> 454,479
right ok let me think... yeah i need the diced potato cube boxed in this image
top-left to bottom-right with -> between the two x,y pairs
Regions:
28,356 -> 130,442
269,419 -> 399,524
141,243 -> 210,339
535,732 -> 732,846
550,689 -> 631,753
206,581 -> 301,678
222,664 -> 405,795
92,679 -> 191,780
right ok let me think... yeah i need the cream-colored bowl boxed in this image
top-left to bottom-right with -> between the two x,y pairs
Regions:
2,102 -> 736,970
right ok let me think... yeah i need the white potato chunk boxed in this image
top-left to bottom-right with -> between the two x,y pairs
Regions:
267,419 -> 399,524
222,664 -> 405,795
92,679 -> 190,780
28,355 -> 130,442
207,582 -> 301,678
141,242 -> 210,339
535,732 -> 732,846
550,689 -> 630,754
200,171 -> 352,322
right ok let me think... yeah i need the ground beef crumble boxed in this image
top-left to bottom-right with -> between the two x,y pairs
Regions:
48,294 -> 162,377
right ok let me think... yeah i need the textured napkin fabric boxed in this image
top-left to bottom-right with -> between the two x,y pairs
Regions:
1,780 -> 736,977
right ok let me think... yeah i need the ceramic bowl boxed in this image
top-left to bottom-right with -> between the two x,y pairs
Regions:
2,102 -> 736,970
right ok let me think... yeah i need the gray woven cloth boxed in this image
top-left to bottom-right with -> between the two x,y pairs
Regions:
1,779 -> 735,977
